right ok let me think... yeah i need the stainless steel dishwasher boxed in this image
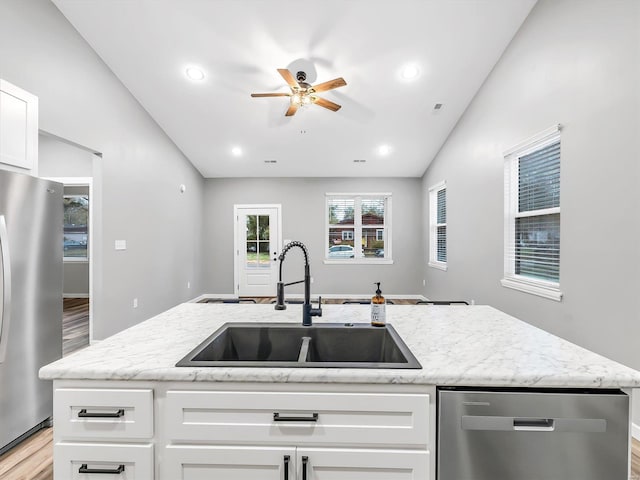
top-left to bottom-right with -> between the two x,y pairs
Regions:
438,387 -> 629,479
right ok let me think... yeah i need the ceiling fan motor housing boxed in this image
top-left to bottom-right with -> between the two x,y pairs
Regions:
296,71 -> 307,82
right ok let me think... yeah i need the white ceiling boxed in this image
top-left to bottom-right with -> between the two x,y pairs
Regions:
51,0 -> 537,178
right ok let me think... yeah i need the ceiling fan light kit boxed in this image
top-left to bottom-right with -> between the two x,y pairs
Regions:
251,68 -> 347,117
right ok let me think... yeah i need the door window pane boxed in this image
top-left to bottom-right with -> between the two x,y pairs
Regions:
246,241 -> 258,267
258,241 -> 270,268
258,215 -> 270,240
246,215 -> 257,241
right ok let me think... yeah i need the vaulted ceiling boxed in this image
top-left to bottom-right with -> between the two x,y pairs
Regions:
51,0 -> 537,177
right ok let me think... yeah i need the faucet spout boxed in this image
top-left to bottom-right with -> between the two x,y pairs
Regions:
275,241 -> 322,325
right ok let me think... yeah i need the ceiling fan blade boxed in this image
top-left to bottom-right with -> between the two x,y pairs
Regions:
277,69 -> 299,89
310,77 -> 347,93
251,93 -> 291,97
313,97 -> 342,112
285,103 -> 299,116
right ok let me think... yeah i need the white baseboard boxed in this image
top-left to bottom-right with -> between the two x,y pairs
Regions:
633,422 -> 640,440
63,293 -> 89,298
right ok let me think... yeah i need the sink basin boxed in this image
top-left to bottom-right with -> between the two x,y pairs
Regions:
176,323 -> 421,369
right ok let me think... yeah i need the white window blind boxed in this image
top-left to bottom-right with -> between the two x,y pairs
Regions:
503,125 -> 562,300
429,181 -> 447,270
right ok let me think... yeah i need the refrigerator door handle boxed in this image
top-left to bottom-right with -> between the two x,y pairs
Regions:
0,214 -> 11,364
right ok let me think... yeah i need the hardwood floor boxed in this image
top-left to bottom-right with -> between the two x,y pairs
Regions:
0,428 -> 53,480
2,298 -> 640,479
62,298 -> 90,357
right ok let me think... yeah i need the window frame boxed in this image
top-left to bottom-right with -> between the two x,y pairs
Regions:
428,180 -> 447,271
324,193 -> 393,265
501,124 -> 563,301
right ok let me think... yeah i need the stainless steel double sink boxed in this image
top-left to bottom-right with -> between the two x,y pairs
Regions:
176,322 -> 421,369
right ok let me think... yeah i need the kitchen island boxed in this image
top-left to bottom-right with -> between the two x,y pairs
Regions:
40,303 -> 640,479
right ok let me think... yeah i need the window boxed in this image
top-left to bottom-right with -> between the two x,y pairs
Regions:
326,194 -> 392,263
502,125 -> 562,301
63,192 -> 89,260
428,181 -> 447,270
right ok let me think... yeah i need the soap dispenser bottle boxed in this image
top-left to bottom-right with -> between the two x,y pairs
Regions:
371,282 -> 386,327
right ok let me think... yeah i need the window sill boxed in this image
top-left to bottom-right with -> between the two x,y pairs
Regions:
501,276 -> 563,301
323,259 -> 394,265
428,261 -> 447,271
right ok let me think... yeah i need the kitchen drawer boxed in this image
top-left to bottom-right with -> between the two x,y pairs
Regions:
165,390 -> 429,447
54,442 -> 153,480
54,388 -> 153,440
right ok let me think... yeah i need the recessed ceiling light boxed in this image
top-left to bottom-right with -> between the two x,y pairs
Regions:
231,146 -> 242,156
400,63 -> 420,80
378,145 -> 391,156
185,66 -> 205,81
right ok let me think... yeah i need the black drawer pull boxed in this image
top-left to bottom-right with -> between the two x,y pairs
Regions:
302,456 -> 308,480
273,412 -> 318,422
78,464 -> 125,474
78,408 -> 125,418
284,455 -> 290,480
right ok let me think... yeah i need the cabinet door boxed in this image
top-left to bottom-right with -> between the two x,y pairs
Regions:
163,445 -> 295,480
0,79 -> 38,172
297,448 -> 429,480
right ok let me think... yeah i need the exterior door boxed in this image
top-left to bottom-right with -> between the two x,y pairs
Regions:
235,205 -> 281,297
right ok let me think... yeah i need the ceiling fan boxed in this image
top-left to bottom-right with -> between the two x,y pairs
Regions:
251,69 -> 347,117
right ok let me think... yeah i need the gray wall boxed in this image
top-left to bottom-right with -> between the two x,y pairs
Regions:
203,177 -> 423,297
0,0 -> 205,339
421,0 -> 640,423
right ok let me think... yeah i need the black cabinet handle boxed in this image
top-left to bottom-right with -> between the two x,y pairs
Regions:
273,412 -> 318,422
78,408 -> 125,418
302,456 -> 308,480
79,464 -> 125,474
283,455 -> 290,480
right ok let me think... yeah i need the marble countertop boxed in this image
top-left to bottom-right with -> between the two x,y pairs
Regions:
39,303 -> 640,387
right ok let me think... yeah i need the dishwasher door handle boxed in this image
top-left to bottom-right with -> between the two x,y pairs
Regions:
513,418 -> 555,431
462,415 -> 606,433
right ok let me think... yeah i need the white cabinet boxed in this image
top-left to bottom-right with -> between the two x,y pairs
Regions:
51,381 -> 435,480
164,445 -> 428,480
298,448 -> 429,480
164,445 -> 293,480
161,385 -> 435,480
52,383 -> 154,480
0,79 -> 38,174
54,443 -> 153,480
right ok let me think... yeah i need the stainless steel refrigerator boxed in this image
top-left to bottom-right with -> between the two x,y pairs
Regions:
0,169 -> 63,454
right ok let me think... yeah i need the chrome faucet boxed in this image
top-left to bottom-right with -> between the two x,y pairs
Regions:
275,241 -> 322,326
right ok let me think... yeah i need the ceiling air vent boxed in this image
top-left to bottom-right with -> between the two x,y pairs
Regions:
353,159 -> 367,163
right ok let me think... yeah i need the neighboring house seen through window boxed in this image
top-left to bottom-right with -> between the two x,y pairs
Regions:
428,181 -> 447,270
502,125 -> 562,301
326,194 -> 391,263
